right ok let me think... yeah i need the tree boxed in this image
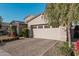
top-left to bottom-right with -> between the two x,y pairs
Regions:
44,3 -> 79,48
0,16 -> 3,28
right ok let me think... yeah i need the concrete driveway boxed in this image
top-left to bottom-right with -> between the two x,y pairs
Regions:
0,38 -> 62,56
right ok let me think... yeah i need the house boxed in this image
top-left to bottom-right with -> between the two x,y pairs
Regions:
10,21 -> 26,36
0,22 -> 9,35
24,13 -> 67,41
24,15 -> 35,24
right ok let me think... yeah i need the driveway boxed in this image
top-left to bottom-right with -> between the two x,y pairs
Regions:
0,38 -> 63,56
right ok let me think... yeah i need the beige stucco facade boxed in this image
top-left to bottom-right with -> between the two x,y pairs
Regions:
25,14 -> 67,41
24,15 -> 34,24
25,14 -> 47,29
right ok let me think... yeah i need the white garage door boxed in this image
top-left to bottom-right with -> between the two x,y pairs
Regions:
32,25 -> 67,41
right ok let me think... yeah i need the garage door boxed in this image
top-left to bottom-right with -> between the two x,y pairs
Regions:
32,25 -> 67,41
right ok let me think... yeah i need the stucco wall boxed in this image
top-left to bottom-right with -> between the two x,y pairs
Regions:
24,15 -> 34,24
26,14 -> 67,41
27,14 -> 47,29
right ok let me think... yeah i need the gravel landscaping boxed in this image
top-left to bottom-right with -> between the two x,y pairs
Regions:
0,38 -> 64,56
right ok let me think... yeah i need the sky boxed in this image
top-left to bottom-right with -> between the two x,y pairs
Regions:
0,3 -> 46,23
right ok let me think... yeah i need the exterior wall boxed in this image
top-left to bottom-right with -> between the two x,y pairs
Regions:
33,26 -> 67,41
26,14 -> 67,41
27,14 -> 48,37
27,14 -> 48,29
24,15 -> 34,24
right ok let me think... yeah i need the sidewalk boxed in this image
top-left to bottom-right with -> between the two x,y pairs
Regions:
0,49 -> 11,56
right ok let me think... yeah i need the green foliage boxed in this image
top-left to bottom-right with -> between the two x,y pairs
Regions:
44,3 -> 79,27
21,27 -> 29,38
60,42 -> 72,56
44,4 -> 79,48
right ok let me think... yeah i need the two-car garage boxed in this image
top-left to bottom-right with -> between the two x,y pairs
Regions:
25,14 -> 67,41
32,24 -> 67,41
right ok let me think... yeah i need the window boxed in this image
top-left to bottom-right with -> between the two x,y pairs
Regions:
44,25 -> 50,28
38,25 -> 43,28
32,25 -> 37,29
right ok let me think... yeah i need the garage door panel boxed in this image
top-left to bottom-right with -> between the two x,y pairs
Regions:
33,28 -> 66,41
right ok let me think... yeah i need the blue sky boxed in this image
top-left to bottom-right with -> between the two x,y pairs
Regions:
0,3 -> 46,23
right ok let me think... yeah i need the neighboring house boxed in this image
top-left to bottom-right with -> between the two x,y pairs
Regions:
24,13 -> 67,41
10,21 -> 26,36
0,22 -> 9,35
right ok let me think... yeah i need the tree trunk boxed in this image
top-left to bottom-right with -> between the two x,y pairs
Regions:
67,24 -> 72,48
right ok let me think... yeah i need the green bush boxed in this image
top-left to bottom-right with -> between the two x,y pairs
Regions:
60,42 -> 74,56
21,28 -> 29,38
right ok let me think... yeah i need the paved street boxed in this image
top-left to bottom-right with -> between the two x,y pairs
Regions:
0,38 -> 62,56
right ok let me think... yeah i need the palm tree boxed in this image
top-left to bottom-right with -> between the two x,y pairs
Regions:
44,3 -> 79,48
